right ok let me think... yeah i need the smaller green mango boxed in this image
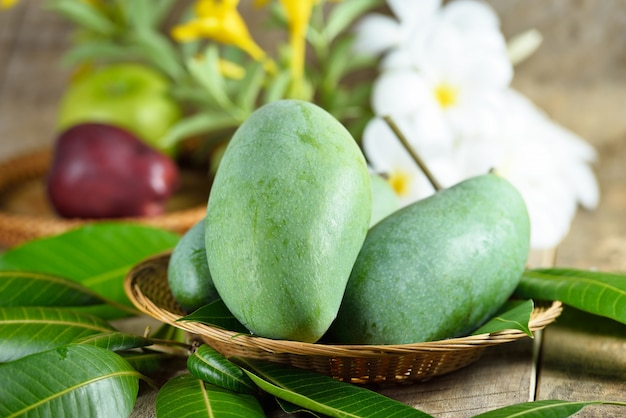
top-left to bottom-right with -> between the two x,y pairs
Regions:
167,218 -> 218,312
330,174 -> 531,344
369,173 -> 400,227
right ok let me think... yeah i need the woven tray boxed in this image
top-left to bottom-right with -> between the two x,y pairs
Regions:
125,252 -> 563,384
0,149 -> 207,248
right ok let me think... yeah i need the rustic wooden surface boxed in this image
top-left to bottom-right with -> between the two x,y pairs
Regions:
1,1 -> 624,417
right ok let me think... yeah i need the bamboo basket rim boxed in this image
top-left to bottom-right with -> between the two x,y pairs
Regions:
125,251 -> 563,358
0,149 -> 206,247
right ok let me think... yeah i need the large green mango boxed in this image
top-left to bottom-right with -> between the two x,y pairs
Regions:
205,100 -> 371,343
330,174 -> 530,344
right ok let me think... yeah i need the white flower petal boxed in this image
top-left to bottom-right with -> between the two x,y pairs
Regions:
441,0 -> 500,32
387,0 -> 441,27
412,23 -> 466,79
380,48 -> 415,70
460,48 -> 513,88
371,70 -> 430,117
564,162 -> 600,210
362,117 -> 439,205
352,14 -> 404,56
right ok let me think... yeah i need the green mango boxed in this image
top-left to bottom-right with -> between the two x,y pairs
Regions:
369,172 -> 400,227
205,100 -> 371,343
168,218 -> 218,313
330,174 -> 530,344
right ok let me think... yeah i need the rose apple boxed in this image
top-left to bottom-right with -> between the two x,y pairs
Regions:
56,64 -> 181,155
46,123 -> 180,219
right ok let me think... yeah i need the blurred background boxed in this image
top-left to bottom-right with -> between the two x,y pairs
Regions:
1,0 -> 625,269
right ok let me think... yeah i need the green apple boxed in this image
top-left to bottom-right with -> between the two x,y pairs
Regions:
56,63 -> 181,155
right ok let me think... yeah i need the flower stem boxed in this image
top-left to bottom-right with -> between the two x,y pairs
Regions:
382,115 -> 443,192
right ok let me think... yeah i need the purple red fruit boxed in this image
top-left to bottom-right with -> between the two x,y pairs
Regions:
46,123 -> 179,218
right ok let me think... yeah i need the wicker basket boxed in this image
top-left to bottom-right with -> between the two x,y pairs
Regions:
0,149 -> 207,248
125,252 -> 563,384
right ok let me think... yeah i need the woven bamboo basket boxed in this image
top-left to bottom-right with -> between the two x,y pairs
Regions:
0,149 -> 207,248
125,251 -> 563,384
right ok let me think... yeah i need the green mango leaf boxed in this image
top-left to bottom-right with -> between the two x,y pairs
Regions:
276,397 -> 321,416
187,344 -> 257,395
120,351 -> 175,375
472,299 -> 534,337
0,271 -> 104,307
0,345 -> 140,418
178,299 -> 250,334
74,331 -> 156,351
155,374 -> 265,418
473,399 -> 626,417
234,358 -> 433,418
0,223 -> 180,318
0,307 -> 115,362
150,322 -> 189,344
517,269 -> 626,325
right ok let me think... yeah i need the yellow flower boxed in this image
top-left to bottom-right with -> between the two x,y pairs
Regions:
1,0 -> 19,10
256,0 -> 318,96
172,0 -> 269,67
279,0 -> 316,80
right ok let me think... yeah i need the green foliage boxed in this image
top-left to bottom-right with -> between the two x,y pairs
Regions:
473,399 -> 626,417
155,374 -> 265,418
517,268 -> 626,325
0,223 -> 179,318
74,331 -> 158,351
0,345 -> 141,418
472,299 -> 534,337
47,0 -> 380,149
0,306 -> 115,362
187,344 -> 257,395
0,224 -> 181,416
0,271 -> 105,307
235,358 -> 434,418
178,298 -> 249,333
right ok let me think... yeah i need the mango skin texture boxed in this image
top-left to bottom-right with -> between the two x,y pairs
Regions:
330,174 -> 530,345
205,100 -> 371,343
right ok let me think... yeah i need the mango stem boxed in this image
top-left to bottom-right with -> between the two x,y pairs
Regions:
382,115 -> 443,192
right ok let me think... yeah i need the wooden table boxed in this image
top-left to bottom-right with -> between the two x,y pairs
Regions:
1,2 -> 624,417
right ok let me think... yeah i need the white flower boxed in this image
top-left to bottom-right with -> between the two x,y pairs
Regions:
363,90 -> 599,249
352,0 -> 441,58
491,90 -> 599,249
358,0 -> 600,249
353,0 -> 505,71
363,1 -> 513,150
362,116 -> 460,206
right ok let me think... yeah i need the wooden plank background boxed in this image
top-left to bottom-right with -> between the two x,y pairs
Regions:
0,1 -> 624,417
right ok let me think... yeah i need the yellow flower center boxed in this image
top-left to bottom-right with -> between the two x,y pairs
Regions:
434,83 -> 458,109
387,170 -> 411,197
